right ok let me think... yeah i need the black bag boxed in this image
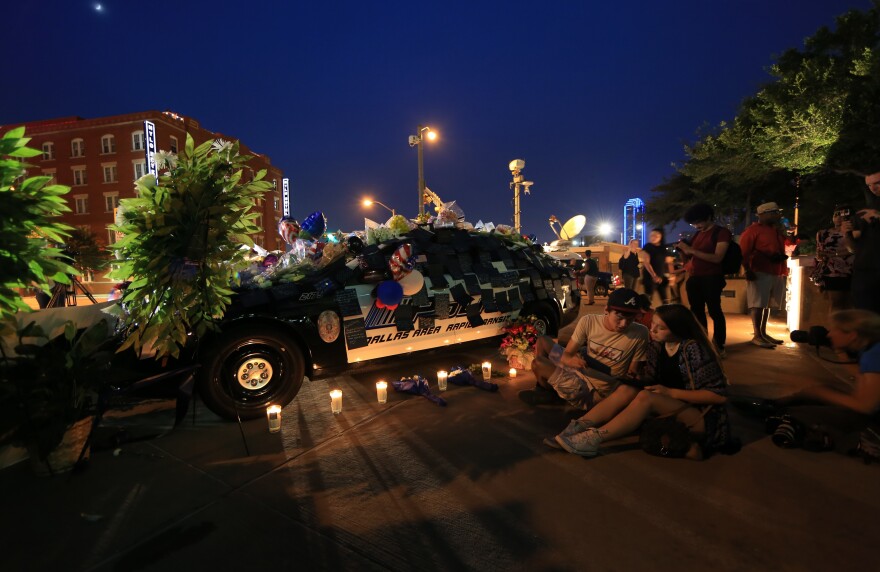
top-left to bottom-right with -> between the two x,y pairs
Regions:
639,416 -> 692,457
712,226 -> 743,275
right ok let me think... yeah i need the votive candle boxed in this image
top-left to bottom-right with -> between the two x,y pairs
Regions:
266,405 -> 282,433
330,389 -> 343,414
376,381 -> 388,403
437,370 -> 448,391
509,368 -> 517,378
482,361 -> 492,380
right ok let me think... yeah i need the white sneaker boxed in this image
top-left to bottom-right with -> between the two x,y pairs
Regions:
559,419 -> 594,439
555,428 -> 605,457
750,337 -> 775,349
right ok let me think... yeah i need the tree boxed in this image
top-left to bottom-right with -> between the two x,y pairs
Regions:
63,228 -> 110,280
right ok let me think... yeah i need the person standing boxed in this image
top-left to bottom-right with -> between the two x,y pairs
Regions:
842,169 -> 880,314
639,228 -> 670,305
580,249 -> 599,305
618,239 -> 641,290
675,203 -> 731,356
813,207 -> 854,314
740,202 -> 788,349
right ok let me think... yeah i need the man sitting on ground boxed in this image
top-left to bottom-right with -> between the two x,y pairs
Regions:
520,288 -> 649,409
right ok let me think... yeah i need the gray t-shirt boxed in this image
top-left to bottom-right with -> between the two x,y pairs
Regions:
568,314 -> 649,393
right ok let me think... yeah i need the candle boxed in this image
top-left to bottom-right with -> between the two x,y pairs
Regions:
481,361 -> 492,380
437,370 -> 448,392
376,381 -> 388,403
509,368 -> 517,378
330,389 -> 343,414
266,405 -> 282,433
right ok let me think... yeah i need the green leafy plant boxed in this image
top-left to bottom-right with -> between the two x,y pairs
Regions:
0,127 -> 78,321
110,135 -> 271,359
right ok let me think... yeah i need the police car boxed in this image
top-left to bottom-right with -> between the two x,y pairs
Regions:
197,227 -> 574,420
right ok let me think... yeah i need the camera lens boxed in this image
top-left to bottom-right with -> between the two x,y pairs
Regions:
772,419 -> 802,448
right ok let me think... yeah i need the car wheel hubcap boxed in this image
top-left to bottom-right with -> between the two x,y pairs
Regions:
236,358 -> 274,390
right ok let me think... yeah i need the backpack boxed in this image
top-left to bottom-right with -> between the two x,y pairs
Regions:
712,226 -> 743,275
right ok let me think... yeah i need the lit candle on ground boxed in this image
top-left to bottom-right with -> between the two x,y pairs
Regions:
376,381 -> 388,403
330,389 -> 343,414
509,368 -> 517,378
437,370 -> 448,391
266,405 -> 282,433
482,361 -> 492,380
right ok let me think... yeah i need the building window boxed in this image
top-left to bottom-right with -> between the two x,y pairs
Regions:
42,169 -> 57,185
42,142 -> 55,161
72,166 -> 87,186
133,160 -> 146,180
103,164 -> 118,183
71,138 -> 85,158
132,131 -> 144,151
104,192 -> 119,212
107,228 -> 117,245
273,197 -> 279,211
101,134 -> 116,154
169,136 -> 178,154
74,195 -> 89,214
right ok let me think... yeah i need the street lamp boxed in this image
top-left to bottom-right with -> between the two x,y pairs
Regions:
598,222 -> 612,238
509,159 -> 534,234
409,125 -> 437,216
362,198 -> 396,217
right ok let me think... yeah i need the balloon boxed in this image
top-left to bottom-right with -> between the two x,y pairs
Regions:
262,254 -> 278,267
300,211 -> 327,241
376,280 -> 403,311
389,243 -> 416,280
278,216 -> 300,245
398,269 -> 424,296
346,235 -> 364,254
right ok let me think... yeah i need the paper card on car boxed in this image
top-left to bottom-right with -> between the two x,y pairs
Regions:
395,305 -> 414,331
450,283 -> 473,306
434,292 -> 450,319
481,288 -> 498,312
344,319 -> 369,349
466,303 -> 485,326
335,288 -> 362,317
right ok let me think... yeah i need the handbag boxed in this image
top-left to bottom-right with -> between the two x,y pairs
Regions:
638,344 -> 710,458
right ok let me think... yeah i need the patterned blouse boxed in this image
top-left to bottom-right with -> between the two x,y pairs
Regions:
815,227 -> 853,279
644,339 -> 731,453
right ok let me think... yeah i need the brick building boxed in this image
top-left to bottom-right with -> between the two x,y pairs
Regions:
1,110 -> 285,251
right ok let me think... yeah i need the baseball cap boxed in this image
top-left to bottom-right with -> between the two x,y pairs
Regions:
756,202 -> 782,214
607,288 -> 641,314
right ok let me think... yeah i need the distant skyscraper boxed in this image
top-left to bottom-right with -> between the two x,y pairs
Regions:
623,198 -> 646,246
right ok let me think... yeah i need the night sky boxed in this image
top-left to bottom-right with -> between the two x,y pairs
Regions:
1,1 -> 872,243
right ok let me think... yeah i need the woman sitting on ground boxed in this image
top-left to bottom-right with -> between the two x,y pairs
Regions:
784,310 -> 880,441
553,303 -> 731,458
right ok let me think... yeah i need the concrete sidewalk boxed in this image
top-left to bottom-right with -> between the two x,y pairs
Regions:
1,312 -> 877,571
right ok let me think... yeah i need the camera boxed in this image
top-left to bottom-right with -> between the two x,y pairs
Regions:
790,325 -> 831,348
766,415 -> 804,448
834,207 -> 852,222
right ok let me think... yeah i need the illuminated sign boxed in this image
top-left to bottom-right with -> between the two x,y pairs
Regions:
144,120 -> 157,182
282,178 -> 290,216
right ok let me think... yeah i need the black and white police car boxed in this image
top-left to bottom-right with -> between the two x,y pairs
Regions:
197,227 -> 575,420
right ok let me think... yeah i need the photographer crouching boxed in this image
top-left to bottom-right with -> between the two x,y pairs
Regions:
775,310 -> 880,455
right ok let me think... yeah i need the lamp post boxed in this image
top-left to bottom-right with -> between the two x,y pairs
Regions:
362,198 -> 396,217
509,159 -> 534,234
409,125 -> 436,216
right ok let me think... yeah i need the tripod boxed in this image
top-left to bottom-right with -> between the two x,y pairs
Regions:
48,275 -> 98,307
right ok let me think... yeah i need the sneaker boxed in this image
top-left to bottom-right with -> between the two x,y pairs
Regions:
762,335 -> 784,345
555,428 -> 605,457
559,418 -> 594,439
542,437 -> 563,449
518,387 -> 566,406
750,337 -> 776,349
717,348 -> 727,359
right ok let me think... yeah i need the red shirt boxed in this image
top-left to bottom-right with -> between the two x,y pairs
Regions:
687,225 -> 732,277
740,222 -> 787,275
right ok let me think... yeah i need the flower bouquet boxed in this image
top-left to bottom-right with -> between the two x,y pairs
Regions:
499,314 -> 540,370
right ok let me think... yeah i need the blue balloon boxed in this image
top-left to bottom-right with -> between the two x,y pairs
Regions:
300,211 -> 326,240
376,280 -> 404,309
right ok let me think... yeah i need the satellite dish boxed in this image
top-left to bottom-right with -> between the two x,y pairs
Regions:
560,215 -> 586,241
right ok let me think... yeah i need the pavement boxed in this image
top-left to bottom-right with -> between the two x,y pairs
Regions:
2,307 -> 878,571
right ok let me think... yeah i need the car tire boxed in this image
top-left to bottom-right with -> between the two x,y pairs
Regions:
198,325 -> 305,421
594,283 -> 608,298
524,301 -> 559,337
